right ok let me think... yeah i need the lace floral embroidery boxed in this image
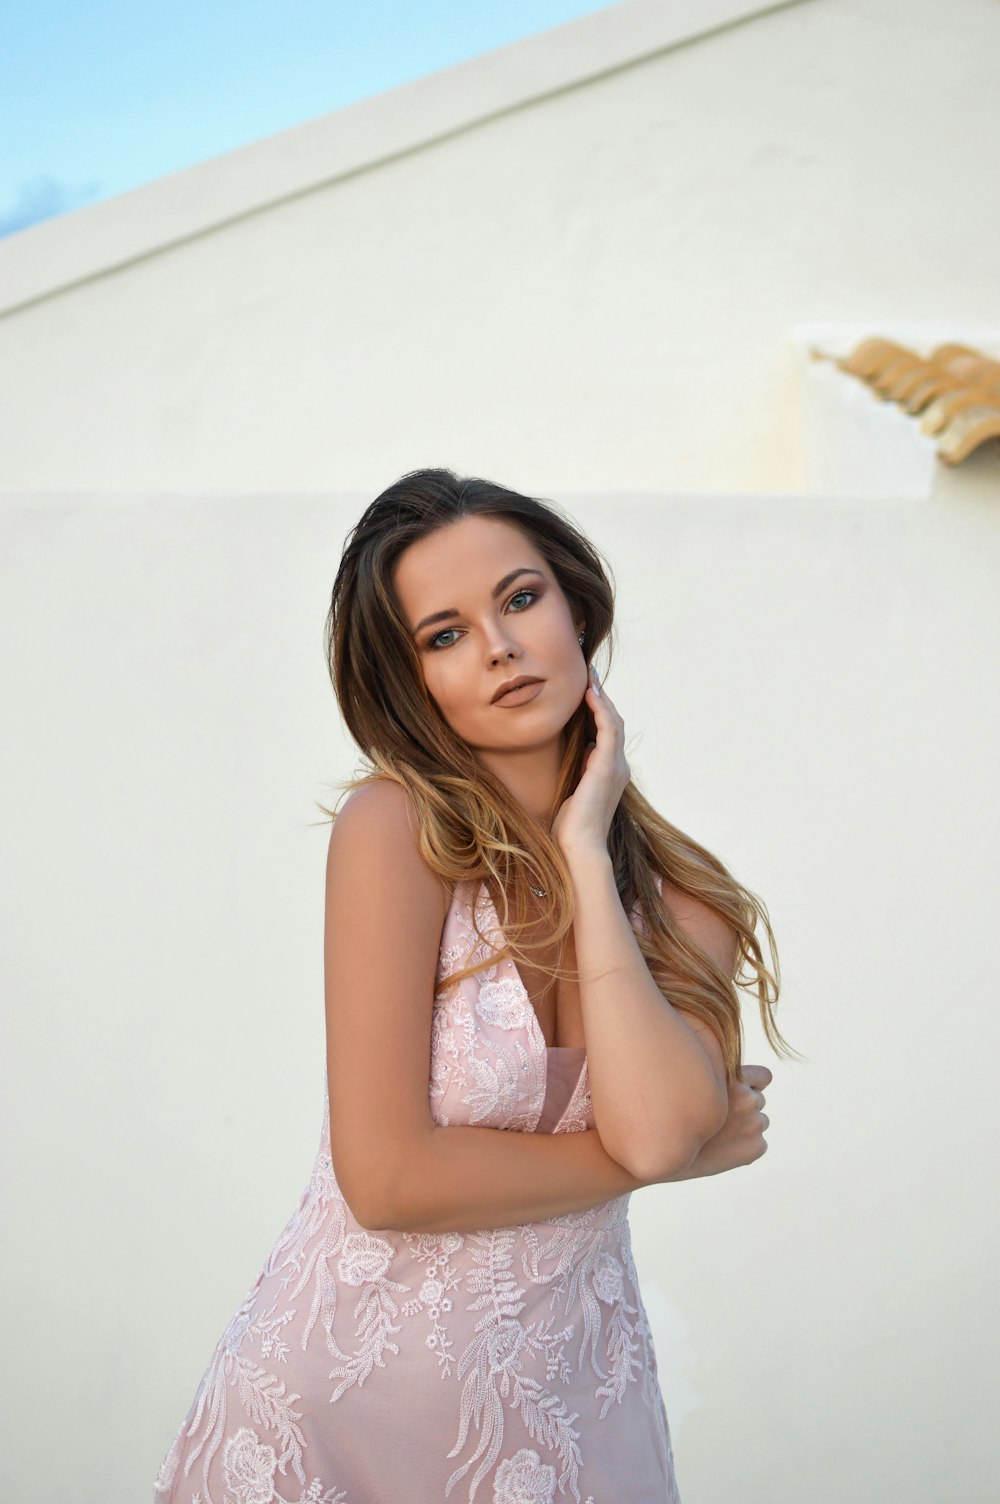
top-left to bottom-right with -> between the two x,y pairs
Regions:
398,1230 -> 467,1376
475,974 -> 533,1030
154,873 -> 675,1504
445,1227 -> 586,1503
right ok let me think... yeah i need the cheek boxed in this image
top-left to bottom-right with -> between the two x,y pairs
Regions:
569,654 -> 589,700
562,632 -> 590,697
552,619 -> 586,668
423,661 -> 470,722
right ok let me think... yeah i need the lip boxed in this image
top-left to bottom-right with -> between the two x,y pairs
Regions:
491,677 -> 545,706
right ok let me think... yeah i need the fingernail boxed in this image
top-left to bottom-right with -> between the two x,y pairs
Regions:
590,665 -> 601,696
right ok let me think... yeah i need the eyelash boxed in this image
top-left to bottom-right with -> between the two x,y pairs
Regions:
427,589 -> 539,651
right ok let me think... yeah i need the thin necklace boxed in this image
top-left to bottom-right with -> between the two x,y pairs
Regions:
529,884 -> 547,899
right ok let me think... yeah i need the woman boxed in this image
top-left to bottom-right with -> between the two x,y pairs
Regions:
154,468 -> 793,1504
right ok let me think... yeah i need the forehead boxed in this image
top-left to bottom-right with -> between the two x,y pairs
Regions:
393,515 -> 547,606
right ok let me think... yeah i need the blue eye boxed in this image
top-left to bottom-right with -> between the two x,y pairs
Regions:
427,589 -> 537,650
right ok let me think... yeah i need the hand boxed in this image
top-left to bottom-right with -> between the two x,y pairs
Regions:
551,666 -> 631,860
661,1064 -> 772,1181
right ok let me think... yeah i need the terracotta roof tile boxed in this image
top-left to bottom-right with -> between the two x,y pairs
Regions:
812,338 -> 1000,466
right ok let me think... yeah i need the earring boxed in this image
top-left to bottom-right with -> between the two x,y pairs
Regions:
578,631 -> 585,645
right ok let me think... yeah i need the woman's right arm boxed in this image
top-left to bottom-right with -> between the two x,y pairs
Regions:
323,781 -> 651,1235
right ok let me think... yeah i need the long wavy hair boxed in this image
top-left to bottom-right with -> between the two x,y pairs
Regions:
318,467 -> 798,1082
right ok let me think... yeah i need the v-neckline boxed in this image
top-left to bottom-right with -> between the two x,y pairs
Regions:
475,880 -> 587,1056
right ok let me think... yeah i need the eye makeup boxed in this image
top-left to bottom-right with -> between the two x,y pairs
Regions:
426,587 -> 540,650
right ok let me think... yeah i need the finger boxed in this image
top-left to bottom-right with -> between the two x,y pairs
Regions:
742,1064 -> 773,1089
588,670 -> 623,725
586,679 -> 603,707
589,676 -> 619,721
586,679 -> 615,726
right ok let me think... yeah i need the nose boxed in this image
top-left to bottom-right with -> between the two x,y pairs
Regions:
485,619 -> 521,664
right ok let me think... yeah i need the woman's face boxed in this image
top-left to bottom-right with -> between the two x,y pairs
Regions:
392,514 -> 588,760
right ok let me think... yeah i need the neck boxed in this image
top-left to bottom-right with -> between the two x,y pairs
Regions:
473,734 -> 565,826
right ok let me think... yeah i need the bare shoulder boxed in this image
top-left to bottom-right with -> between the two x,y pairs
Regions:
328,777 -> 418,850
660,876 -> 739,977
326,779 -> 450,917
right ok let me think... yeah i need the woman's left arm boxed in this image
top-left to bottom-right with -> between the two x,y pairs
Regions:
553,666 -> 731,1182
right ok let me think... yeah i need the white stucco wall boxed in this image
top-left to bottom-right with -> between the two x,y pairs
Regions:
2,0 -> 997,1496
1,0 -> 998,495
2,487 -> 996,1502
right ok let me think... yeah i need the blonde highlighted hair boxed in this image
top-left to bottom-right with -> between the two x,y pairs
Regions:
318,467 -> 799,1082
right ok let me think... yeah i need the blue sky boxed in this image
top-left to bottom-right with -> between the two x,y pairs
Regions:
1,0 -> 610,239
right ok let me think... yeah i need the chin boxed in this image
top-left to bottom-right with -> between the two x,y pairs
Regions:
510,701 -> 570,741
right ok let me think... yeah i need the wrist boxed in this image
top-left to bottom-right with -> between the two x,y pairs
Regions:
560,841 -> 612,874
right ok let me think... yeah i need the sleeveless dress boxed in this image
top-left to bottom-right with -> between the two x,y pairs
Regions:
153,873 -> 681,1504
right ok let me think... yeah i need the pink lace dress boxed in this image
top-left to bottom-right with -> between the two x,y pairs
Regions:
154,875 -> 681,1504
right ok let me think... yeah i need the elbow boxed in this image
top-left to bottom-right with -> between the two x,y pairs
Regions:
338,1142 -> 424,1231
700,1087 -> 731,1145
627,1136 -> 696,1183
630,1093 -> 729,1183
339,1180 -> 382,1230
333,1159 -> 399,1232
346,1183 -> 401,1231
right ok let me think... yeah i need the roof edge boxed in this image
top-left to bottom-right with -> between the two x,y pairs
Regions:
0,0 -> 809,316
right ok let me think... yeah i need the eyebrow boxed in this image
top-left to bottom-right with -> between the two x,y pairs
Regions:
412,567 -> 546,636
